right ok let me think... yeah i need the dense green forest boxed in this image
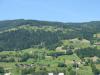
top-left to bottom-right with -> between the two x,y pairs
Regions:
0,19 -> 100,75
0,19 -> 100,51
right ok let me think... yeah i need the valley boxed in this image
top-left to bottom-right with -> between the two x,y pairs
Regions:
0,19 -> 100,75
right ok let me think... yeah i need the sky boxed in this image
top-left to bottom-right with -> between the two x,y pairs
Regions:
0,0 -> 100,22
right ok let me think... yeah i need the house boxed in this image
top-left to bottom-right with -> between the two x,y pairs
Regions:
92,56 -> 99,62
94,42 -> 100,45
4,72 -> 11,75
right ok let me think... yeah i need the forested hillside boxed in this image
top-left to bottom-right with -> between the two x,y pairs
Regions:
0,19 -> 100,51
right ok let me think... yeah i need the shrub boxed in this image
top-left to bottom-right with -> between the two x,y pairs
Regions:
0,67 -> 5,73
58,63 -> 67,67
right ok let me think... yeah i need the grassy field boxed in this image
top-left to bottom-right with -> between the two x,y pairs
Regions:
0,38 -> 98,75
0,48 -> 93,75
62,38 -> 90,49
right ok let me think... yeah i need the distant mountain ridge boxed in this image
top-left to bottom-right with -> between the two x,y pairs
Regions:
0,19 -> 100,31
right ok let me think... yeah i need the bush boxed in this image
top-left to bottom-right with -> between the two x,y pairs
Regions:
48,51 -> 65,57
21,68 -> 34,75
58,63 -> 67,67
66,49 -> 73,55
0,67 -> 5,73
